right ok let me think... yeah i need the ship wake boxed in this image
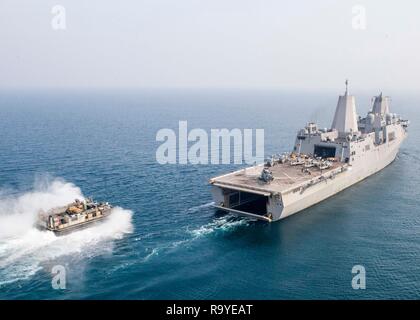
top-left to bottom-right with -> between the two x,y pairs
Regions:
0,178 -> 133,286
188,216 -> 250,238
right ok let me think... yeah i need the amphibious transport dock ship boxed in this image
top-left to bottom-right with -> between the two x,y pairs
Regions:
37,198 -> 112,235
210,82 -> 409,222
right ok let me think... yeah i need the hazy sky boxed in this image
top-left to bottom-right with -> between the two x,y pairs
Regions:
1,0 -> 419,92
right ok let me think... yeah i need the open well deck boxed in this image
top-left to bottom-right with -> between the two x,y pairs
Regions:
210,161 -> 346,196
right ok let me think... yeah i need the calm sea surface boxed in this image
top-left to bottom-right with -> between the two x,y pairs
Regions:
0,89 -> 419,299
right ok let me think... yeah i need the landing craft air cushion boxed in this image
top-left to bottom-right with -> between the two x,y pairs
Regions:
37,198 -> 113,235
209,81 -> 409,222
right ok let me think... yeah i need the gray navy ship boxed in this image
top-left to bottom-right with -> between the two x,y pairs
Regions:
210,81 -> 409,222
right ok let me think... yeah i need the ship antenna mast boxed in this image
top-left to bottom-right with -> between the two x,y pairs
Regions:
345,79 -> 349,95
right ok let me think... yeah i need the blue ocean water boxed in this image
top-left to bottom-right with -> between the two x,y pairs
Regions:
0,89 -> 419,299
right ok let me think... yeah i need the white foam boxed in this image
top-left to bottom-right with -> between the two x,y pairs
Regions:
0,178 -> 133,286
188,216 -> 249,238
186,202 -> 215,214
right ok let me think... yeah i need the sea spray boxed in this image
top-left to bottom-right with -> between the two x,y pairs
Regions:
0,178 -> 133,286
0,178 -> 83,238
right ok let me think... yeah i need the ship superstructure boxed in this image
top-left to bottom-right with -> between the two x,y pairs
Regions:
209,82 -> 409,222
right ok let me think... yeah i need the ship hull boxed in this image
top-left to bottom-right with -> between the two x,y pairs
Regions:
211,131 -> 406,222
278,136 -> 403,220
49,215 -> 108,235
42,208 -> 112,236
